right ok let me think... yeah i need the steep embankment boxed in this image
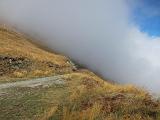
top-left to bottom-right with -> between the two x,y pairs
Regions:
0,26 -> 159,120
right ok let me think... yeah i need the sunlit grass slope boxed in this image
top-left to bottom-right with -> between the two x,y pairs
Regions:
0,26 -> 159,120
0,26 -> 75,80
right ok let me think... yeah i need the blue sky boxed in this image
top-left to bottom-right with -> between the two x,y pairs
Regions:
132,0 -> 160,36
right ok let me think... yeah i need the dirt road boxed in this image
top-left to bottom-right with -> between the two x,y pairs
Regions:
0,75 -> 65,90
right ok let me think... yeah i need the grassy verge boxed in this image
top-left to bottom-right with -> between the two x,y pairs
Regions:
0,83 -> 69,120
0,72 -> 160,120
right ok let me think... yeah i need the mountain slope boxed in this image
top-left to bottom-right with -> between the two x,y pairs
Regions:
0,26 -> 159,120
0,26 -> 76,81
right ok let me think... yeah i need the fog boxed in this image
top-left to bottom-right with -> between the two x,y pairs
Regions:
0,0 -> 160,94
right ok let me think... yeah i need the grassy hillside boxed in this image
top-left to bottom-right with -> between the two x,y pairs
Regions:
0,26 -> 160,120
0,26 -> 76,81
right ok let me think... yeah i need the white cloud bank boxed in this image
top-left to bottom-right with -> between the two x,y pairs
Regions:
0,0 -> 160,93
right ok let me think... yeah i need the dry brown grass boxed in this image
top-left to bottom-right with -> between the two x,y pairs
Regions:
48,73 -> 160,120
39,106 -> 58,120
0,26 -> 75,79
13,70 -> 27,78
0,26 -> 69,65
62,102 -> 102,120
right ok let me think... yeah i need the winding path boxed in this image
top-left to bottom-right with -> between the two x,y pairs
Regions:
0,75 -> 65,90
